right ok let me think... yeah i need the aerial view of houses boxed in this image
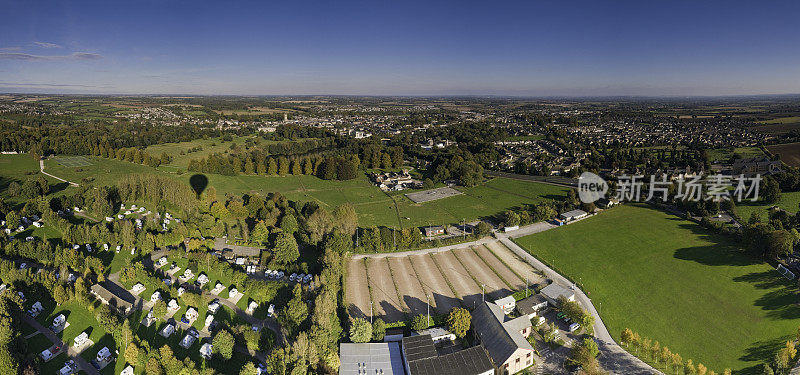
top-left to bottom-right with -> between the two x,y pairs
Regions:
3,2 -> 800,375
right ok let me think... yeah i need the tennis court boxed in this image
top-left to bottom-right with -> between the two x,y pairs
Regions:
54,156 -> 94,167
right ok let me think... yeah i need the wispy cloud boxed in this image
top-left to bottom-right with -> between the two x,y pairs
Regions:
33,41 -> 62,49
0,47 -> 22,52
0,52 -> 103,61
0,82 -> 106,88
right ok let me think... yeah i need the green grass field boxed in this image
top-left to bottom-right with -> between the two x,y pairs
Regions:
0,154 -> 64,205
144,136 -> 255,169
43,156 -> 161,186
734,191 -> 800,222
707,147 -> 765,163
761,116 -> 800,124
515,204 -> 800,374
38,153 -> 568,228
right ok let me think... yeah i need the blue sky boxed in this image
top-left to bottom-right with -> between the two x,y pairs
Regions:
1,0 -> 799,96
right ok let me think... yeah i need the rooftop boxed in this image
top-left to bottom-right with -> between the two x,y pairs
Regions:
339,342 -> 404,375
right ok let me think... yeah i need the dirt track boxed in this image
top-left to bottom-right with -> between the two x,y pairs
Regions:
473,244 -> 527,289
486,241 -> 545,285
455,247 -> 513,300
387,257 -> 429,316
365,258 -> 405,322
410,254 -> 462,315
345,258 -> 372,318
434,251 -> 484,309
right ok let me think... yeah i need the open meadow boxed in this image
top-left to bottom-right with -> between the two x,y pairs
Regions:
734,191 -> 800,222
34,152 -> 568,228
515,204 -> 800,374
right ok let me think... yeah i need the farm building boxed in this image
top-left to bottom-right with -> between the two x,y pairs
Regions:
339,342 -> 405,375
559,209 -> 588,222
471,302 -> 534,375
402,334 -> 493,375
494,296 -> 516,314
516,294 -> 549,319
539,283 -> 575,306
732,156 -> 781,177
424,226 -> 445,237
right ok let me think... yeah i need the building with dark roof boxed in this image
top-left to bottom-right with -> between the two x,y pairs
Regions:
90,284 -> 133,316
733,157 -> 781,178
471,302 -> 534,374
516,294 -> 549,319
402,334 -> 493,375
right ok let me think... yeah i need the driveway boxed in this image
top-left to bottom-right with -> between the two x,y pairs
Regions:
23,314 -> 100,375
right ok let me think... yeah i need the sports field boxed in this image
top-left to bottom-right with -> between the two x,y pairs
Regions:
53,155 -> 93,167
515,204 -> 800,374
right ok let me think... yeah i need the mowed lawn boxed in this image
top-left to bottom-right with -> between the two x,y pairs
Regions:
735,191 -> 800,222
515,204 -> 800,374
39,153 -> 568,228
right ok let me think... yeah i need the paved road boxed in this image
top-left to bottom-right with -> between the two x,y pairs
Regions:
40,158 -> 79,187
23,314 -> 100,375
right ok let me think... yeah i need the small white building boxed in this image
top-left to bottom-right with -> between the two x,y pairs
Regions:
540,283 -> 576,306
247,301 -> 258,313
74,331 -> 89,347
199,342 -> 213,359
150,291 -> 162,302
168,299 -> 179,310
185,307 -> 199,321
160,323 -> 175,338
95,346 -> 111,362
494,296 -> 516,314
204,315 -> 214,328
121,365 -> 134,375
228,287 -> 238,299
180,333 -> 196,348
559,209 -> 588,222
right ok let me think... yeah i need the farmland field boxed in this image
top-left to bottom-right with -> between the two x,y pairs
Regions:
515,204 -> 800,374
766,142 -> 800,167
346,241 -> 543,322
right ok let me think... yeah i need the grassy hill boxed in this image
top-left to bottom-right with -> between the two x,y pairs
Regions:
515,204 -> 800,374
